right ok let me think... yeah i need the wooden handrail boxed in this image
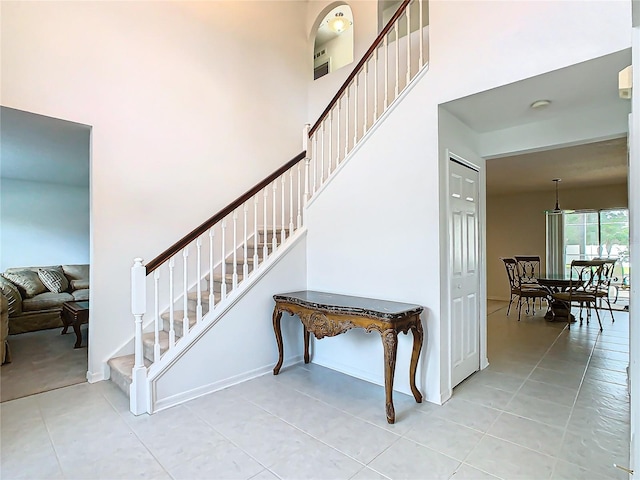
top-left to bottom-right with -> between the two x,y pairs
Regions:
146,151 -> 307,274
308,0 -> 411,137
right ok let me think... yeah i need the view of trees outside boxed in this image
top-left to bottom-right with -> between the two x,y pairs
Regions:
564,209 -> 630,286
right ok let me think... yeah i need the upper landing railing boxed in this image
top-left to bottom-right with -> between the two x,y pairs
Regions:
129,0 -> 428,414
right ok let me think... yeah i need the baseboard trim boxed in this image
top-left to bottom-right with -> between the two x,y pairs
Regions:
86,370 -> 105,383
152,355 -> 303,413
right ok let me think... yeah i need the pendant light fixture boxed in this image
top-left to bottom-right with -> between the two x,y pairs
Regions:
552,178 -> 562,213
545,178 -> 574,215
327,12 -> 352,34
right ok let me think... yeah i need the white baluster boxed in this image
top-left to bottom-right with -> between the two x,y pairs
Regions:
354,75 -> 359,145
289,169 -> 294,236
243,202 -> 249,278
220,219 -> 227,300
182,248 -> 189,337
328,110 -> 333,176
336,99 -> 341,165
196,238 -> 202,323
153,270 -> 160,362
374,46 -> 379,121
419,0 -> 424,68
384,34 -> 389,109
395,19 -> 400,97
272,181 -> 278,250
208,229 -> 215,312
297,162 -> 302,228
232,210 -> 238,290
169,257 -> 175,348
364,60 -> 368,134
263,188 -> 269,260
407,5 -> 412,83
320,124 -> 324,185
345,86 -> 350,156
281,175 -> 286,243
253,196 -> 259,269
303,124 -> 311,205
312,135 -> 318,194
304,157 -> 311,207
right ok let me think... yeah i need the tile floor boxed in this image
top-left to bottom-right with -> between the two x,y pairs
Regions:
0,301 -> 630,479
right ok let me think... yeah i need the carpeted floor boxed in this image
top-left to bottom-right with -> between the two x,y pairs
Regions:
0,326 -> 87,402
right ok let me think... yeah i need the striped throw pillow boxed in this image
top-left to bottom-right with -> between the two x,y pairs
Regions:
38,268 -> 69,294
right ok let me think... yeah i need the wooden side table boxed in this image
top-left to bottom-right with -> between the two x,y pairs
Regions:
272,290 -> 424,424
61,301 -> 89,349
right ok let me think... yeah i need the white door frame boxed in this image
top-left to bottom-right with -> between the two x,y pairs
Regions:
442,149 -> 489,402
628,25 -> 640,478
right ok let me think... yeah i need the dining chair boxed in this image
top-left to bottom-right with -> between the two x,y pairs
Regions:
514,255 -> 544,309
514,255 -> 542,286
501,257 -> 548,321
552,259 -> 606,330
592,257 -> 616,323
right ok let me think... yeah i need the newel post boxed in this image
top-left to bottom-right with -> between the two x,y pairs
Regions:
303,124 -> 311,207
130,257 -> 149,415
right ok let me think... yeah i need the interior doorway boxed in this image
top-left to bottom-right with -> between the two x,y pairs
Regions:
0,107 -> 91,402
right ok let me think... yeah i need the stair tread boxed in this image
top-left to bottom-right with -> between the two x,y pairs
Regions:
108,354 -> 152,378
187,290 -> 221,301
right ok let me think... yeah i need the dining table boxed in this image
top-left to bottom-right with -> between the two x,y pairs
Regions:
536,274 -> 576,323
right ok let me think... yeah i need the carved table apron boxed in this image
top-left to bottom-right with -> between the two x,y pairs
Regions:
271,290 -> 424,424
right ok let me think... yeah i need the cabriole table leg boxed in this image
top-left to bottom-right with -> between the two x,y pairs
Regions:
381,329 -> 398,424
409,319 -> 423,403
272,308 -> 284,375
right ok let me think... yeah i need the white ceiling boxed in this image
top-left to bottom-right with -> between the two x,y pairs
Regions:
442,50 -> 631,195
0,107 -> 90,187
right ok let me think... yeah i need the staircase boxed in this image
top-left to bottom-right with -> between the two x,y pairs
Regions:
108,229 -> 277,396
108,0 -> 429,415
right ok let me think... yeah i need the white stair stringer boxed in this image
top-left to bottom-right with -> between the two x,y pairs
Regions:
111,228 -> 307,415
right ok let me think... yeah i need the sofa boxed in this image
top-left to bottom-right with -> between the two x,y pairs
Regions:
1,295 -> 10,364
0,265 -> 89,334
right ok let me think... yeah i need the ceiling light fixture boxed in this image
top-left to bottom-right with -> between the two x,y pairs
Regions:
530,99 -> 551,109
327,12 -> 352,34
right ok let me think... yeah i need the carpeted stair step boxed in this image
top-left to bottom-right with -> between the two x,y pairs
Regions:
108,354 -> 151,397
256,227 -> 285,243
142,330 -> 171,362
161,309 -> 199,337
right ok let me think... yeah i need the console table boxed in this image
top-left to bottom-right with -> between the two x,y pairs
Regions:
271,290 -> 424,424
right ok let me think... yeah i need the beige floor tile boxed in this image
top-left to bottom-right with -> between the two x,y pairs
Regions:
368,438 -> 460,480
487,412 -> 565,456
465,435 -> 556,479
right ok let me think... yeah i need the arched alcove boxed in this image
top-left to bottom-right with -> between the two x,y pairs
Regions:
313,4 -> 354,80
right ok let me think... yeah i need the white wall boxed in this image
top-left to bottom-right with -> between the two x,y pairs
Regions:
1,1 -> 309,380
0,179 -> 90,270
317,28 -> 354,74
305,0 -> 631,403
154,235 -> 307,409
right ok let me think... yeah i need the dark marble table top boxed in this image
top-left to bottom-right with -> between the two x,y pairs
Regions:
273,290 -> 423,320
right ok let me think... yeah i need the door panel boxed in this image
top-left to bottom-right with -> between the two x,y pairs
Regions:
449,159 -> 480,388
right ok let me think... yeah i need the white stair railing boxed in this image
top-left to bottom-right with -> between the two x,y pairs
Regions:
306,0 -> 428,198
129,0 -> 428,415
